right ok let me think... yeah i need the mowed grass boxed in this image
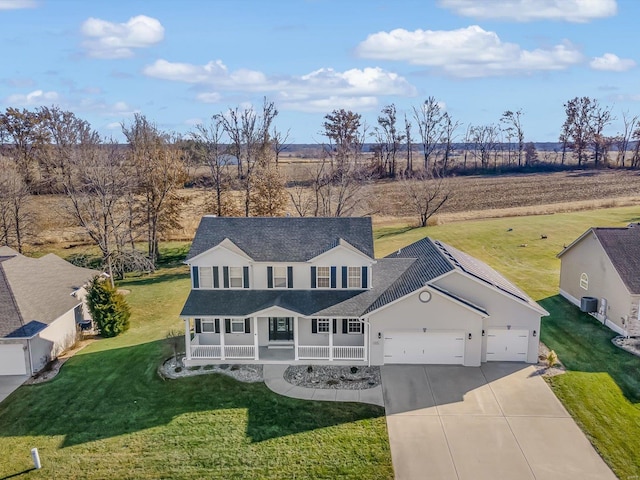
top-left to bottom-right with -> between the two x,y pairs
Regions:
0,244 -> 391,479
375,204 -> 640,479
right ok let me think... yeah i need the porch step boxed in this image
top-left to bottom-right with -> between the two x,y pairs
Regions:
267,343 -> 294,350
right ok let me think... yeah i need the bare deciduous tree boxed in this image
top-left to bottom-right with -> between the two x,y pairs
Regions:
0,158 -> 32,252
402,169 -> 451,227
501,110 -> 525,166
615,111 -> 638,167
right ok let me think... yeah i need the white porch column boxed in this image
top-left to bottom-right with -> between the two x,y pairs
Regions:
185,318 -> 192,361
329,320 -> 334,361
364,319 -> 369,366
294,316 -> 300,360
220,322 -> 226,360
253,317 -> 259,360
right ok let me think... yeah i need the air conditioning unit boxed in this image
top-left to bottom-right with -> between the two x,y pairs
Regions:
580,296 -> 598,313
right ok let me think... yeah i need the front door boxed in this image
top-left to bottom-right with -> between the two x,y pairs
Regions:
269,317 -> 294,341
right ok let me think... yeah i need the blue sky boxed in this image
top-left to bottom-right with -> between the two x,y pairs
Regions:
1,0 -> 637,143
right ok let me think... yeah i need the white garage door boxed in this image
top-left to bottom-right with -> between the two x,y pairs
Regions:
486,329 -> 529,361
384,331 -> 465,364
0,344 -> 27,375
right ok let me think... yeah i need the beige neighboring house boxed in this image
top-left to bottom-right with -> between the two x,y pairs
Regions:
558,224 -> 640,336
180,217 -> 548,367
0,246 -> 99,376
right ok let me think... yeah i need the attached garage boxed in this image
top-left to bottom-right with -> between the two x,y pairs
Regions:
486,329 -> 529,361
384,330 -> 465,365
0,344 -> 27,375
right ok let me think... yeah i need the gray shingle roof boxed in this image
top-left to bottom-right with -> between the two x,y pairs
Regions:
0,249 -> 100,338
186,217 -> 374,262
593,225 -> 640,294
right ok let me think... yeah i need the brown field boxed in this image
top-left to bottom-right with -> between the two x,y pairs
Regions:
28,169 -> 640,248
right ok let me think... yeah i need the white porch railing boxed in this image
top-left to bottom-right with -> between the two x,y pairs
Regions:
298,345 -> 330,359
333,346 -> 365,360
298,345 -> 365,361
190,345 -> 254,359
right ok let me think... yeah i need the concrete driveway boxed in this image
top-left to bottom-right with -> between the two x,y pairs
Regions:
382,363 -> 616,480
0,375 -> 28,403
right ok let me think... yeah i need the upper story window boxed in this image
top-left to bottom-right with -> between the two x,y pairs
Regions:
348,267 -> 361,288
199,267 -> 213,289
317,266 -> 331,288
273,266 -> 287,288
229,267 -> 243,288
580,272 -> 588,290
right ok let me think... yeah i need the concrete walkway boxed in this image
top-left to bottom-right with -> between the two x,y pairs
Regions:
0,375 -> 28,403
263,364 -> 384,406
383,363 -> 616,480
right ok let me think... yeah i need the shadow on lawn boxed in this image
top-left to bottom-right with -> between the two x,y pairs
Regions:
0,340 -> 383,448
540,295 -> 640,403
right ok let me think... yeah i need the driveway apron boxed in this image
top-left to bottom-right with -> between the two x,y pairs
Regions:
382,364 -> 616,480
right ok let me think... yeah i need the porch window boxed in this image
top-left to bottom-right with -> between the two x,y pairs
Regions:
202,319 -> 216,332
317,267 -> 330,288
273,266 -> 287,288
348,267 -> 361,288
580,273 -> 588,290
199,267 -> 213,289
347,319 -> 362,334
231,319 -> 246,333
317,318 -> 330,333
229,267 -> 243,288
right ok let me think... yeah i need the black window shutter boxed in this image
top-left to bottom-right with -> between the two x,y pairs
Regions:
342,319 -> 348,334
332,319 -> 337,334
312,319 -> 318,333
243,266 -> 250,288
245,318 -> 251,333
361,321 -> 365,334
223,267 -> 230,288
225,319 -> 231,333
342,266 -> 348,288
311,266 -> 317,288
213,267 -> 219,288
195,318 -> 202,333
330,266 -> 337,288
214,318 -> 220,333
192,266 -> 199,288
287,266 -> 293,288
267,266 -> 273,288
362,266 -> 368,289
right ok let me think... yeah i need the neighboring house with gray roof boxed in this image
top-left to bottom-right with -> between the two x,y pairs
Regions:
558,224 -> 640,336
181,216 -> 547,367
0,247 -> 99,376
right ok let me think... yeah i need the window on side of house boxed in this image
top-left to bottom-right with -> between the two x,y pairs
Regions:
580,272 -> 588,290
229,267 -> 243,288
348,267 -> 361,288
317,266 -> 330,288
347,318 -> 362,334
230,318 -> 246,333
199,266 -> 213,289
273,266 -> 287,288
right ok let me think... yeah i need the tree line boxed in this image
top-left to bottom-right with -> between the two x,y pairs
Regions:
1,96 -> 638,276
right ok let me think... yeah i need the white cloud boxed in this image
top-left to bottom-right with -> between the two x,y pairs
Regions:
355,25 -> 583,78
5,89 -> 59,105
438,0 -> 617,22
590,53 -> 636,72
0,0 -> 36,10
143,59 -> 416,111
81,15 -> 164,59
106,122 -> 121,130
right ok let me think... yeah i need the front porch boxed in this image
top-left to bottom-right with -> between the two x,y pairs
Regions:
183,315 -> 368,365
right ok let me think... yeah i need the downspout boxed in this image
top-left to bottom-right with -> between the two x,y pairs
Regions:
27,339 -> 34,376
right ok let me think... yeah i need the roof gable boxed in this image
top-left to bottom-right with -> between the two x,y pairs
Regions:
593,226 -> 640,294
186,217 -> 374,262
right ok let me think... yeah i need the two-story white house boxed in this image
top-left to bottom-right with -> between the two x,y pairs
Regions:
180,216 -> 547,367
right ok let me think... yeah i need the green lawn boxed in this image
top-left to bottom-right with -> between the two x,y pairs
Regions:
375,204 -> 640,479
0,244 -> 391,479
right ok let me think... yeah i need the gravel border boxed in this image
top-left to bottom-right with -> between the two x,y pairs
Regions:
283,365 -> 381,390
612,336 -> 640,358
534,341 -> 566,378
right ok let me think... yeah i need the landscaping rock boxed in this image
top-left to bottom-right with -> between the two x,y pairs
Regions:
284,365 -> 380,390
